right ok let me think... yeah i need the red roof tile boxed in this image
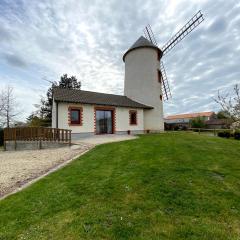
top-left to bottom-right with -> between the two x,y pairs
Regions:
165,111 -> 214,120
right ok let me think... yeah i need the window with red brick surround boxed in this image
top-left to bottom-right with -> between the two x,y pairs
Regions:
129,110 -> 137,125
157,51 -> 161,61
158,70 -> 162,83
68,107 -> 83,126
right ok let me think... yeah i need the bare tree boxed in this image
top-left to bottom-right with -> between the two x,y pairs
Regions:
0,86 -> 20,128
214,84 -> 240,123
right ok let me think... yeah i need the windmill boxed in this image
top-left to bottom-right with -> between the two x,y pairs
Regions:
143,10 -> 204,101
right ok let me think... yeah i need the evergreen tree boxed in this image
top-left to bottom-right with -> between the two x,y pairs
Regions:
27,74 -> 81,127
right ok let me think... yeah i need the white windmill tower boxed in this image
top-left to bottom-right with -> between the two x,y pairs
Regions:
123,11 -> 204,131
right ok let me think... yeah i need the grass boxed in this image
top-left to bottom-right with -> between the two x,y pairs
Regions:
0,132 -> 240,240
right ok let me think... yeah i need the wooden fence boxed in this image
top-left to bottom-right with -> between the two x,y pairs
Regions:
4,127 -> 71,150
188,128 -> 238,136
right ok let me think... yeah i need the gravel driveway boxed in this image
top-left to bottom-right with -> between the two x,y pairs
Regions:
0,143 -> 93,199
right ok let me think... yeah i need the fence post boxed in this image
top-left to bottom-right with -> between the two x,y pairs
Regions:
198,128 -> 200,134
69,130 -> 71,146
214,129 -> 216,136
14,128 -> 17,150
39,137 -> 42,150
3,129 -> 6,151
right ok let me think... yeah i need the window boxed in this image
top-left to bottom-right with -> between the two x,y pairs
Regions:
157,51 -> 161,61
69,108 -> 82,125
129,110 -> 137,125
158,70 -> 162,83
160,95 -> 163,101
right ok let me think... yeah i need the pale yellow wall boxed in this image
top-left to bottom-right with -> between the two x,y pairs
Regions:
124,48 -> 164,131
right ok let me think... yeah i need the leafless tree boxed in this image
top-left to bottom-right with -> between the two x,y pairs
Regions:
0,86 -> 20,128
214,84 -> 240,122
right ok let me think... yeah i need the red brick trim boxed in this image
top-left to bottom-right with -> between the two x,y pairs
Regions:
158,70 -> 162,83
129,110 -> 137,125
157,51 -> 161,61
68,106 -> 83,126
94,106 -> 116,134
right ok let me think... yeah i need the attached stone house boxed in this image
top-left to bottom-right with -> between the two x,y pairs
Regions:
52,36 -> 165,138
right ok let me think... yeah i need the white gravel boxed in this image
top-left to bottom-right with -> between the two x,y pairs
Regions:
0,143 -> 93,198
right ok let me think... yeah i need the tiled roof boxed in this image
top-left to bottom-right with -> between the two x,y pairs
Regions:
205,119 -> 233,125
123,36 -> 162,61
165,111 -> 214,120
53,88 -> 153,109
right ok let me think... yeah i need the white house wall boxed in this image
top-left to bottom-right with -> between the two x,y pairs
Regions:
115,107 -> 144,132
58,103 -> 94,133
52,98 -> 57,128
53,102 -> 144,135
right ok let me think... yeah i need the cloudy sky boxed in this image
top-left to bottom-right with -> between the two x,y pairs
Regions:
0,0 -> 240,120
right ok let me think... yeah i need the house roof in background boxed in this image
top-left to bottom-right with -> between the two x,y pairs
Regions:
123,36 -> 162,61
53,88 -> 153,109
165,111 -> 214,120
205,119 -> 233,125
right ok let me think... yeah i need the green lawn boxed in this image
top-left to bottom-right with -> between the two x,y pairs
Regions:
1,132 -> 240,240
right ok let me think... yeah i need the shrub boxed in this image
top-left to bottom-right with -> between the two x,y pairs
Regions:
190,117 -> 206,128
218,131 -> 230,138
174,126 -> 179,131
234,131 -> 240,140
0,128 -> 3,146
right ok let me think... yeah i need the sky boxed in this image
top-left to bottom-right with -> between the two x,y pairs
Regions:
0,0 -> 240,121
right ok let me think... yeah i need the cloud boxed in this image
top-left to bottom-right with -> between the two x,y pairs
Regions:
4,53 -> 28,68
0,0 -> 239,121
208,17 -> 227,34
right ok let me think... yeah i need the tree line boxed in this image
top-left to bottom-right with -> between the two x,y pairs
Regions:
0,74 -> 81,128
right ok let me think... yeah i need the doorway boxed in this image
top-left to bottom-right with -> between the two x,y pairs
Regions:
96,110 -> 113,134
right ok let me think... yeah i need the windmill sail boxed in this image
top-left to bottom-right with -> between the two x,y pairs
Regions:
162,10 -> 204,55
143,24 -> 172,101
160,61 -> 172,101
143,24 -> 158,46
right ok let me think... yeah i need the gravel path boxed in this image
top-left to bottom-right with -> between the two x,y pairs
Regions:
0,143 -> 94,199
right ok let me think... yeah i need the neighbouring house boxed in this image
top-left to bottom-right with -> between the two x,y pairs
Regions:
164,111 -> 215,130
52,36 -> 164,138
205,119 -> 233,129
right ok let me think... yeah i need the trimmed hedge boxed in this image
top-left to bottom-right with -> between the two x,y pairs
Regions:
218,130 -> 240,140
218,131 -> 230,138
234,131 -> 240,140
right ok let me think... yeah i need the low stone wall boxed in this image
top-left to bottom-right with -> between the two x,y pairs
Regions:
5,141 -> 69,151
71,130 -> 145,139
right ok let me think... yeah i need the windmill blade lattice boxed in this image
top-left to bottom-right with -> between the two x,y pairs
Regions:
160,61 -> 172,101
162,10 -> 204,56
143,24 -> 172,101
143,24 -> 158,46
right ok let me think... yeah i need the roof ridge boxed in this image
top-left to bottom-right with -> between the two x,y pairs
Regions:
53,87 -> 153,109
53,87 -> 125,97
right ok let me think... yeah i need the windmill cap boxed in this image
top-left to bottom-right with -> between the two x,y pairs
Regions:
123,36 -> 162,62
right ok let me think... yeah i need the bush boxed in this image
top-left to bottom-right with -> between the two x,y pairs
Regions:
234,131 -> 240,140
190,117 -> 206,128
174,126 -> 179,131
0,128 -> 3,146
218,131 -> 230,138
